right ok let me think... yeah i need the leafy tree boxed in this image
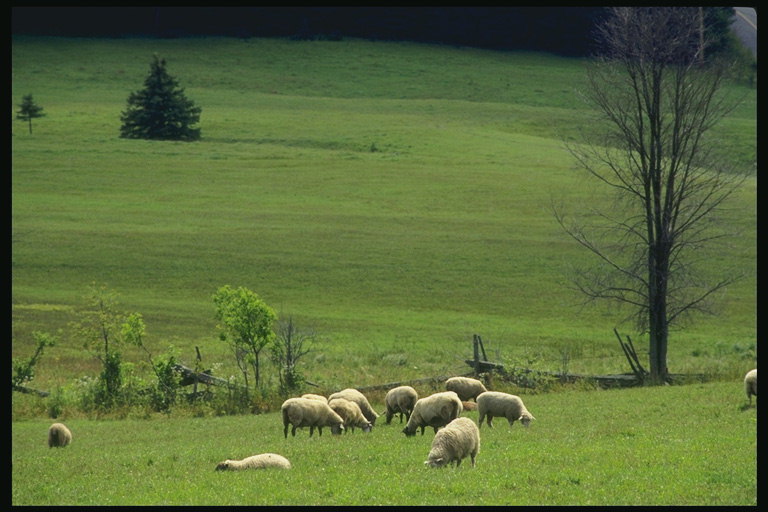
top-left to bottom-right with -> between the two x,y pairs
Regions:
120,54 -> 201,141
16,94 -> 45,134
212,285 -> 276,398
556,7 -> 748,384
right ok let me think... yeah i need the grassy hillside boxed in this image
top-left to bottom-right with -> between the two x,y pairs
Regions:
11,36 -> 756,397
12,381 -> 756,505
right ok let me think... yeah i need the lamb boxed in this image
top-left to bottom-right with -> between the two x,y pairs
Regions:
476,391 -> 535,429
328,397 -> 373,433
47,422 -> 72,448
384,385 -> 418,424
281,397 -> 345,438
744,369 -> 757,405
445,376 -> 488,401
424,417 -> 480,468
327,388 -> 379,425
402,391 -> 463,437
215,453 -> 291,471
301,393 -> 328,403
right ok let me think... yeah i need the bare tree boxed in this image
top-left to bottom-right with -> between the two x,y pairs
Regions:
555,7 -> 750,384
270,316 -> 315,395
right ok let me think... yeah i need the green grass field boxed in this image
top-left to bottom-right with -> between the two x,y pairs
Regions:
12,381 -> 756,505
10,34 -> 757,507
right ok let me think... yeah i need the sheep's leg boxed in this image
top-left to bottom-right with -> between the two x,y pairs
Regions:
487,414 -> 494,428
291,426 -> 297,437
309,426 -> 315,437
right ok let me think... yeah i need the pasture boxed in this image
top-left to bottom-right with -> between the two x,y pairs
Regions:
12,381 -> 756,505
10,33 -> 757,507
11,36 -> 756,395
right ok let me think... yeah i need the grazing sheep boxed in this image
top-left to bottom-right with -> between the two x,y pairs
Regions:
402,391 -> 463,437
477,391 -> 535,429
215,453 -> 291,471
328,397 -> 373,433
384,385 -> 419,424
301,393 -> 328,403
461,401 -> 478,411
445,376 -> 488,401
425,417 -> 480,468
744,369 -> 757,405
328,388 -> 380,425
47,423 -> 72,448
281,397 -> 345,438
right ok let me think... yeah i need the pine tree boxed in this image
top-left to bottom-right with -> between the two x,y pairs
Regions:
120,54 -> 201,141
16,94 -> 45,135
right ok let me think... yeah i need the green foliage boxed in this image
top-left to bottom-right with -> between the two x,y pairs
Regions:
11,381 -> 757,505
120,54 -> 201,141
12,331 -> 56,389
212,285 -> 277,394
15,93 -> 45,134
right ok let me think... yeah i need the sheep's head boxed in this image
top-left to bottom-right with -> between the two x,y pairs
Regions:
215,461 -> 232,471
520,412 -> 535,427
361,422 -> 372,433
425,457 -> 448,468
330,423 -> 345,435
402,426 -> 416,437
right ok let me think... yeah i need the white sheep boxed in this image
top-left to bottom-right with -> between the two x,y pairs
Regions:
384,385 -> 419,424
47,422 -> 72,448
445,376 -> 488,401
402,391 -> 463,437
424,417 -> 480,468
476,391 -> 535,429
744,369 -> 757,405
328,388 -> 380,425
215,453 -> 292,471
301,393 -> 328,402
281,397 -> 345,438
328,397 -> 373,433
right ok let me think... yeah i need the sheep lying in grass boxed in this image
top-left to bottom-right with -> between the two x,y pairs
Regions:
215,453 -> 291,471
47,423 -> 72,448
328,388 -> 379,425
477,391 -> 535,429
328,397 -> 373,433
402,391 -> 463,437
384,385 -> 418,424
744,369 -> 757,405
445,376 -> 488,401
301,393 -> 328,403
425,417 -> 480,468
281,397 -> 345,438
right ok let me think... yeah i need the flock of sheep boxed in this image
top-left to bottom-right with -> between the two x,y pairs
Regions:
46,368 -> 757,471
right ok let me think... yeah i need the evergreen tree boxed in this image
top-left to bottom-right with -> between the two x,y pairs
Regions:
16,94 -> 45,134
120,54 -> 201,141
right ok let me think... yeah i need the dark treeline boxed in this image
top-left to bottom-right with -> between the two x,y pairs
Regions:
12,6 -> 606,56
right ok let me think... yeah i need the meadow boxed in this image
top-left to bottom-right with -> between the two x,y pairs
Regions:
12,381 -> 756,506
10,34 -> 757,507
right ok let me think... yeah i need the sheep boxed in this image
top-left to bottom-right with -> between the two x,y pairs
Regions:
328,397 -> 373,433
47,422 -> 72,448
327,388 -> 379,425
301,393 -> 328,403
384,385 -> 419,424
215,453 -> 291,471
402,391 -> 463,437
445,376 -> 488,401
461,401 -> 478,411
281,397 -> 345,438
476,391 -> 535,429
424,417 -> 480,468
744,369 -> 757,405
